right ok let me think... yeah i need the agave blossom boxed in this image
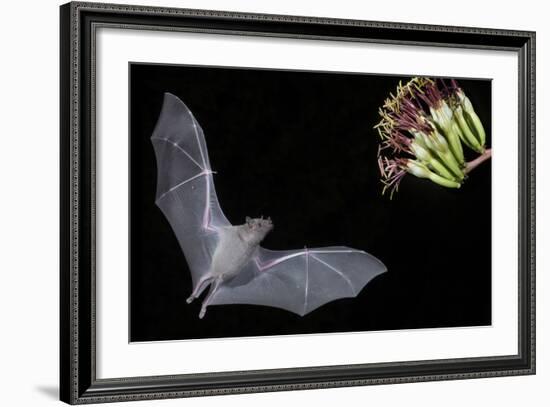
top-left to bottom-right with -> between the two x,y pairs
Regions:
375,77 -> 491,198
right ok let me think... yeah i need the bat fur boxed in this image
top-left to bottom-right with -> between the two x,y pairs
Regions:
187,217 -> 274,318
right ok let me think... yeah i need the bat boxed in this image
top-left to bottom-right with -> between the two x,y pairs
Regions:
151,93 -> 387,319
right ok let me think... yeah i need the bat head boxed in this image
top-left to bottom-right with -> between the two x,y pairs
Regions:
244,216 -> 274,244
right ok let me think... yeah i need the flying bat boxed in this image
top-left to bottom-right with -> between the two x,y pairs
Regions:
151,93 -> 387,319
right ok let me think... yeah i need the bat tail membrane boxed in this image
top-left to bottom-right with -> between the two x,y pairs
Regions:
208,246 -> 387,317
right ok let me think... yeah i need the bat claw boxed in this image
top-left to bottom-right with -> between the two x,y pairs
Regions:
186,295 -> 194,304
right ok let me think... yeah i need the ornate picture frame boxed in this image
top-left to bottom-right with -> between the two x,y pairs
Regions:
60,2 -> 535,404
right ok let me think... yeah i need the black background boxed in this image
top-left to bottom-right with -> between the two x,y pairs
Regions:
129,63 -> 491,342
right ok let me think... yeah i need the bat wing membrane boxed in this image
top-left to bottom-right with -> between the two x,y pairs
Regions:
151,93 -> 231,288
210,246 -> 386,316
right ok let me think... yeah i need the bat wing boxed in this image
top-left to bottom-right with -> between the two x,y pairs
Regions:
209,246 -> 386,316
151,93 -> 231,288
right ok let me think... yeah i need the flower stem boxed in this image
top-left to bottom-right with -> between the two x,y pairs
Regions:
464,148 -> 492,174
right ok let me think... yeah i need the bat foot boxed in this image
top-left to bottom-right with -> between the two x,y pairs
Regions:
186,295 -> 195,304
199,307 -> 207,319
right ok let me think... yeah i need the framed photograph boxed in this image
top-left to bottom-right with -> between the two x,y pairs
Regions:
60,1 -> 536,404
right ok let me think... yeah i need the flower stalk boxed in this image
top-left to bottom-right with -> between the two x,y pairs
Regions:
375,77 -> 490,197
465,148 -> 492,174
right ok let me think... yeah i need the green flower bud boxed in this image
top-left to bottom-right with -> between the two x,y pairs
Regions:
430,132 -> 464,180
410,141 -> 457,182
456,90 -> 486,149
454,106 -> 483,154
464,109 -> 486,148
406,160 -> 461,189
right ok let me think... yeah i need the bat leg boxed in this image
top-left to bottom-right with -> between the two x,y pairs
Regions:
199,279 -> 221,319
187,275 -> 213,304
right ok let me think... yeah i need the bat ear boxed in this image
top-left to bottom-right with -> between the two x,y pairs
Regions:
245,216 -> 252,223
